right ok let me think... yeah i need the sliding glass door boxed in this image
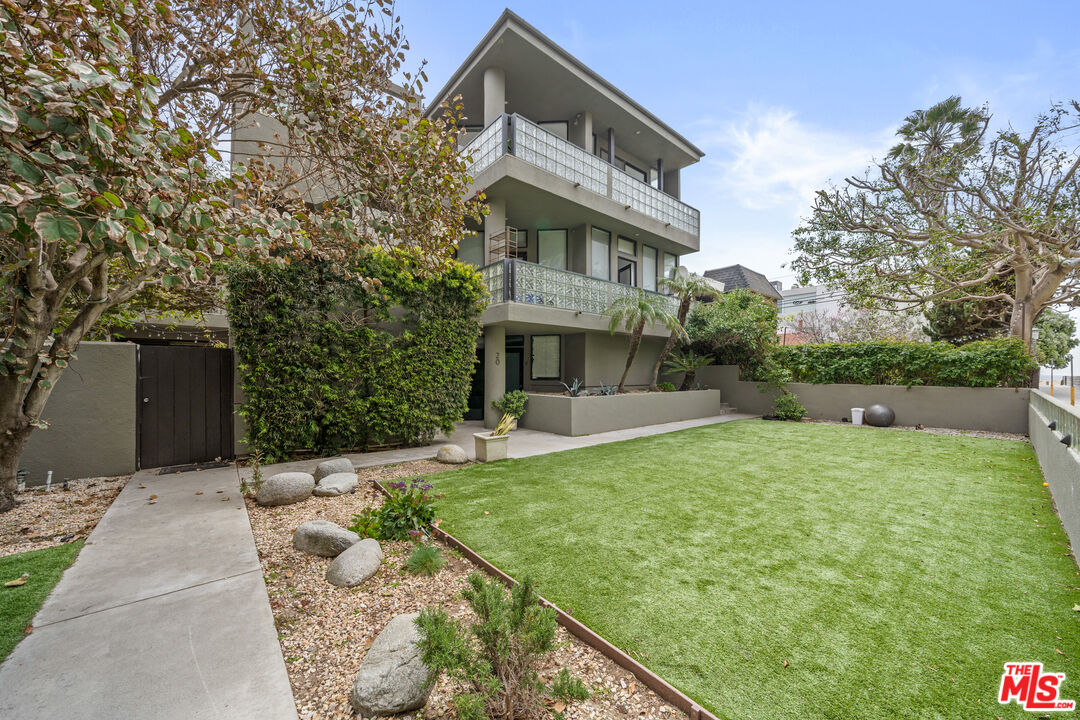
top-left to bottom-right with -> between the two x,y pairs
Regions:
590,227 -> 610,280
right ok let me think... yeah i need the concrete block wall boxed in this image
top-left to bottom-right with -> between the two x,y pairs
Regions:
1028,391 -> 1080,555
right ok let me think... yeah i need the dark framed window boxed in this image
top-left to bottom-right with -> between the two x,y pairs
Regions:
590,227 -> 611,280
620,159 -> 647,184
530,335 -> 561,380
642,245 -> 658,291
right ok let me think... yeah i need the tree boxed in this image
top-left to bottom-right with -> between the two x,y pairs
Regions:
791,97 -> 1080,352
785,307 -> 925,344
1034,309 -> 1077,370
662,349 -> 713,391
686,288 -> 781,380
648,272 -> 718,390
604,292 -> 683,393
0,0 -> 483,511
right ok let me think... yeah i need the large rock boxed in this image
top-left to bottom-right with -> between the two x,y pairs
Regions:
435,444 -> 468,464
351,613 -> 432,716
314,457 -> 353,482
292,520 -> 360,557
326,538 -> 383,587
314,472 -> 359,497
256,472 -> 315,507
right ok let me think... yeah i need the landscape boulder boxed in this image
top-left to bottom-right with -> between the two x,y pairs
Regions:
314,472 -> 359,497
292,520 -> 360,557
314,457 -> 353,482
350,613 -> 432,716
256,472 -> 315,507
326,538 -> 383,587
435,444 -> 468,464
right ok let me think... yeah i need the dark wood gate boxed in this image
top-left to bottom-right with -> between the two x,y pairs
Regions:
137,345 -> 234,469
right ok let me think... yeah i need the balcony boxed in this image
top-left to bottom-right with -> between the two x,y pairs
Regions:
463,114 -> 700,237
480,259 -> 678,316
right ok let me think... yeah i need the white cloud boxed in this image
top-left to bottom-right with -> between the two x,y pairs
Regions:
697,106 -> 893,218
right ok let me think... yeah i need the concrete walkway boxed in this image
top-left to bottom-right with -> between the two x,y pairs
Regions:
0,412 -> 754,719
0,464 -> 297,720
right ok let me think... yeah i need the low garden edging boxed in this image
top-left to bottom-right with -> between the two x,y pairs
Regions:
520,389 -> 730,436
698,365 -> 1031,434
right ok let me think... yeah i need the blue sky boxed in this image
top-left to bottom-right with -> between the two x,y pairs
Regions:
401,0 -> 1080,287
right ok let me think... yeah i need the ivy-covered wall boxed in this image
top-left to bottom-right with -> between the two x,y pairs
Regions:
227,253 -> 486,461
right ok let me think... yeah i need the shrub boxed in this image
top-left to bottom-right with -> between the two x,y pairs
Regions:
772,391 -> 807,421
775,337 -> 1035,387
416,573 -> 587,720
561,378 -> 586,397
406,544 -> 446,575
551,668 -> 591,702
597,382 -> 617,396
348,478 -> 441,541
686,289 -> 780,380
492,390 -> 529,419
227,251 -> 486,461
657,381 -> 676,392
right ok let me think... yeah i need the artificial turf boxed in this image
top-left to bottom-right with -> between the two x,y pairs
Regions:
0,541 -> 82,662
431,420 -> 1080,719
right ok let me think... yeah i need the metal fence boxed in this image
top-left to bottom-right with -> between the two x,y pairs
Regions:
481,259 -> 678,316
461,113 -> 700,237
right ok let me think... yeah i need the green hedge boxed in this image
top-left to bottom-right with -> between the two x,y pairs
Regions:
227,252 -> 486,461
776,337 -> 1036,387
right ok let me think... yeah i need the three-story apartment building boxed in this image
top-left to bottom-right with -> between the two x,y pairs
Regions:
428,11 -> 706,425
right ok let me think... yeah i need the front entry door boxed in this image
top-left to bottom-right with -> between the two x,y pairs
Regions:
137,345 -> 234,469
505,335 -> 524,392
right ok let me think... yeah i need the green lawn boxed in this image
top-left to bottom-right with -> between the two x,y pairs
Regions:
431,420 -> 1080,720
0,541 -> 82,662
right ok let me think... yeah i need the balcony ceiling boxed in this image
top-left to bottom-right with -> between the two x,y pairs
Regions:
425,10 -> 703,172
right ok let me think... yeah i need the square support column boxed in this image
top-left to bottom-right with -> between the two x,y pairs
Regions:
483,325 -> 506,428
483,67 -> 505,127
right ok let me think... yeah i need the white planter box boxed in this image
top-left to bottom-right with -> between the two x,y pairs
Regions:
474,432 -> 509,462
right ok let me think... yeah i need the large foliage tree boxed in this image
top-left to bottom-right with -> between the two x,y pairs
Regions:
0,0 -> 483,511
791,97 -> 1080,351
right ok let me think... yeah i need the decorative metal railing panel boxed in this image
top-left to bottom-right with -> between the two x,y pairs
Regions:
512,117 -> 609,195
611,170 -> 700,235
481,260 -> 678,316
462,117 -> 505,178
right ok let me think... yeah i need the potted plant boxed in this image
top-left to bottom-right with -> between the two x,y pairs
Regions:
474,413 -> 514,462
491,390 -> 528,429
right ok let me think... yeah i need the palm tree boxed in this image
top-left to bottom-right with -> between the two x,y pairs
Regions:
663,349 -> 714,391
604,291 -> 684,393
886,95 -> 987,167
649,273 -> 719,390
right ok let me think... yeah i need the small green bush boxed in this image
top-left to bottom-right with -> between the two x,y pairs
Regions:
416,573 -> 587,720
348,478 -> 440,541
776,337 -> 1035,387
772,391 -> 807,421
657,381 -> 676,392
406,544 -> 446,575
492,389 -> 529,418
551,668 -> 591,702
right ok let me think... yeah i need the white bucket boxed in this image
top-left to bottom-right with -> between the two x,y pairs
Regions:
851,408 -> 865,426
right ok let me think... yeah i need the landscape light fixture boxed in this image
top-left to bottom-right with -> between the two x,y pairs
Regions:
1048,420 -> 1057,430
1060,434 -> 1072,447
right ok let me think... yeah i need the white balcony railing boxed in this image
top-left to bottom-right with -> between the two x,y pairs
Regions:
462,114 -> 700,237
481,259 -> 679,316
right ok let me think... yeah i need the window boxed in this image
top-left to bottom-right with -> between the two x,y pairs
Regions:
590,227 -> 610,280
617,257 -> 636,286
509,229 -> 528,260
617,237 -> 636,256
458,232 -> 484,266
662,252 -> 678,280
530,335 -> 561,380
621,159 -> 647,184
642,245 -> 657,291
537,229 -> 567,269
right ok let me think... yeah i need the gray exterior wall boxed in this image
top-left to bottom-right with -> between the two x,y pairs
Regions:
697,365 -> 1030,434
1028,391 -> 1080,558
521,389 -> 726,436
19,342 -> 138,485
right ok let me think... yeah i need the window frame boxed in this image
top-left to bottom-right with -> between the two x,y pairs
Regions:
530,335 -> 562,381
590,226 -> 612,281
536,228 -> 568,270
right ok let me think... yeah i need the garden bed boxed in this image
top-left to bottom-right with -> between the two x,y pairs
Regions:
521,389 -> 730,436
246,459 -> 683,720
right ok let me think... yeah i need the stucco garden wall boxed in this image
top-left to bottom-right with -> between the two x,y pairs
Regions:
697,365 -> 1030,434
1028,391 -> 1080,555
521,389 -> 728,436
19,341 -> 138,485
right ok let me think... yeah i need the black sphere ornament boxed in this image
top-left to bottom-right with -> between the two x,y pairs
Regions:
864,404 -> 896,427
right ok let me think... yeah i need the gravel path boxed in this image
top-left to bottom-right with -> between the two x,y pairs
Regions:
0,475 -> 130,557
247,460 -> 683,720
803,418 -> 1027,442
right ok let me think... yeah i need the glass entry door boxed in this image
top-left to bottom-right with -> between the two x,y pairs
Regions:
617,257 -> 636,286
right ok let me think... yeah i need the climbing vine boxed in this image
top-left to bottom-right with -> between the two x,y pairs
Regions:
227,252 -> 486,461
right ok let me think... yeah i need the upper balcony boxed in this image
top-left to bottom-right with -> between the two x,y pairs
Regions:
465,114 -> 700,244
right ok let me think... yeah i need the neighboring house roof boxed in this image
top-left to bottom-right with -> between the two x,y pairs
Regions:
423,9 -> 704,166
703,265 -> 781,301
